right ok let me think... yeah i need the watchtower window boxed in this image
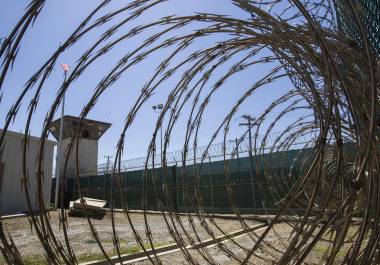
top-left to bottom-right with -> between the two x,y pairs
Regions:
82,129 -> 90,138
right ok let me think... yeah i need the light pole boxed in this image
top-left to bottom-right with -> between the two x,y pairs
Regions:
152,104 -> 164,190
104,155 -> 113,174
54,63 -> 69,209
152,104 -> 164,166
104,155 -> 113,200
239,114 -> 257,211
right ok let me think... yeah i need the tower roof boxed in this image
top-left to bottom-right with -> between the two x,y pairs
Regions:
48,115 -> 111,140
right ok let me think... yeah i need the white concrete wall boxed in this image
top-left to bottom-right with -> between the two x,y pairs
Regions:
0,130 -> 55,215
59,137 -> 98,177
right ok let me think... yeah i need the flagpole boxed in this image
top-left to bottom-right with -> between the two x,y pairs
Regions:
54,67 -> 67,209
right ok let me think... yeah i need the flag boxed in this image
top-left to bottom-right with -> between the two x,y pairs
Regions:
61,63 -> 70,72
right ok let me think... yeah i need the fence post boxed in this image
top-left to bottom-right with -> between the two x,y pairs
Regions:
235,138 -> 239,159
87,175 -> 90,197
72,176 -> 76,201
208,156 -> 214,215
103,173 -> 106,201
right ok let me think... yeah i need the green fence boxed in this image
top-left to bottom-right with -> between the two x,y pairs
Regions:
335,0 -> 380,56
53,148 -> 312,213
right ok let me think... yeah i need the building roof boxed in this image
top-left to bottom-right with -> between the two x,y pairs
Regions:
0,129 -> 56,145
48,115 -> 111,141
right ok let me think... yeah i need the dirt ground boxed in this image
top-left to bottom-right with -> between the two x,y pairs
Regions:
130,223 -> 339,265
0,212 -> 363,264
0,211 -> 259,264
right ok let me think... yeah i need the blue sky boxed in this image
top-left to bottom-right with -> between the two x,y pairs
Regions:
0,1 -> 305,165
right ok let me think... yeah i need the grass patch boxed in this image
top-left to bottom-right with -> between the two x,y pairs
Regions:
312,243 -> 346,258
119,242 -> 168,255
23,255 -> 49,265
84,239 -> 98,244
77,242 -> 168,263
85,238 -> 128,245
77,252 -> 106,263
0,255 -> 49,265
102,238 -> 128,244
0,242 -> 169,265
313,244 -> 329,254
123,245 -> 140,255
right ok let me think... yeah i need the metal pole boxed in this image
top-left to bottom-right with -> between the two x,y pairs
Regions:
235,138 -> 239,159
247,117 -> 257,211
87,175 -> 90,197
160,125 -> 164,187
104,155 -> 112,200
105,155 -> 112,174
54,72 -> 66,209
235,138 -> 241,172
152,104 -> 164,188
175,161 -> 179,212
208,156 -> 214,215
104,173 -> 106,200
239,115 -> 257,211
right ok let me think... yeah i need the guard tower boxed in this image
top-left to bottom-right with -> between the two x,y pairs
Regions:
49,115 -> 111,178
